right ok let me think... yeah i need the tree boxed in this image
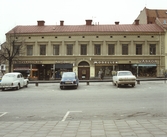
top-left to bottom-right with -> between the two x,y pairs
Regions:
0,28 -> 25,72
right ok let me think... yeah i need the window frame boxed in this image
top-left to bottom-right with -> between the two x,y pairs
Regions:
81,44 -> 87,55
40,45 -> 46,55
122,44 -> 128,55
108,44 -> 115,55
136,44 -> 142,55
94,44 -> 101,55
67,44 -> 73,55
53,45 -> 59,55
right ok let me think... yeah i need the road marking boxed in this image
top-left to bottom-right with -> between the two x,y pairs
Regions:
62,111 -> 82,121
0,112 -> 8,117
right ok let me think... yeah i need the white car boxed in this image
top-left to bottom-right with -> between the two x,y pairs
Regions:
113,71 -> 136,87
0,72 -> 29,91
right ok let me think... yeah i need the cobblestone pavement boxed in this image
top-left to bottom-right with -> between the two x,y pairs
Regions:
0,119 -> 167,137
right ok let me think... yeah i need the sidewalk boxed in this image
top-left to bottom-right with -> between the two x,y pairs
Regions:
0,119 -> 167,137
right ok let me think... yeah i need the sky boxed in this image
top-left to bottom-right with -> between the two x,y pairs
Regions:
0,0 -> 167,43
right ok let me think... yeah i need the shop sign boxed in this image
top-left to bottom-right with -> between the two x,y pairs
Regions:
138,60 -> 157,63
94,61 -> 118,64
13,61 -> 42,64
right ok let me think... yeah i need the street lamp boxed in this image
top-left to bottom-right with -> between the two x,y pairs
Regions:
112,61 -> 118,71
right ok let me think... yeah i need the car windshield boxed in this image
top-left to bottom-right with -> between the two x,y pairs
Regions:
118,72 -> 132,76
62,73 -> 75,78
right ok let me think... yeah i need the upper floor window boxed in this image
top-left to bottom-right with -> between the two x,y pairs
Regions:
13,45 -> 20,56
122,44 -> 128,55
108,44 -> 115,55
136,44 -> 142,55
27,45 -> 33,56
67,44 -> 73,55
53,45 -> 59,55
150,44 -> 156,55
81,44 -> 87,55
40,45 -> 46,55
94,44 -> 101,55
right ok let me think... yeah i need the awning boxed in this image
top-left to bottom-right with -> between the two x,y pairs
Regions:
55,63 -> 73,69
132,64 -> 157,67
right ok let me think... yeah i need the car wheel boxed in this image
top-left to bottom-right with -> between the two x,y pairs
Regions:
113,82 -> 116,86
17,84 -> 20,90
60,86 -> 63,90
2,88 -> 5,91
25,82 -> 28,87
116,82 -> 120,88
132,84 -> 135,87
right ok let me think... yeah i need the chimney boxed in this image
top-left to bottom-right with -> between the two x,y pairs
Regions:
135,19 -> 139,25
60,20 -> 64,26
85,20 -> 92,25
115,21 -> 119,25
37,20 -> 45,26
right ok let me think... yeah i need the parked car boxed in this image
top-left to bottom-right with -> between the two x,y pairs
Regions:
0,72 -> 29,91
113,71 -> 136,87
60,72 -> 79,89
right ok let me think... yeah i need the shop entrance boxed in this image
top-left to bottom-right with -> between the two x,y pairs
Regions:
78,61 -> 90,80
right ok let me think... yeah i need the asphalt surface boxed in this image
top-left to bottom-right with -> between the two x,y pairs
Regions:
0,81 -> 167,137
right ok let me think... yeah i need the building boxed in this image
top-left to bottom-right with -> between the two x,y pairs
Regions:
136,7 -> 167,75
5,19 -> 165,80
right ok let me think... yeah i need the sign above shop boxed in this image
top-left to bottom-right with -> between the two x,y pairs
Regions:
94,61 -> 118,64
138,60 -> 157,63
13,61 -> 42,64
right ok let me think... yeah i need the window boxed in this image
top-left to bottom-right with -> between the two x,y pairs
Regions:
108,44 -> 115,55
81,44 -> 87,55
40,45 -> 46,55
94,44 -> 101,55
13,45 -> 20,55
122,44 -> 128,55
150,44 -> 156,55
67,44 -> 73,55
53,45 -> 59,55
27,45 -> 33,56
136,44 -> 142,55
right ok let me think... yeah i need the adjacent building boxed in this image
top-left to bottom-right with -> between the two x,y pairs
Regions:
136,7 -> 167,75
5,19 -> 165,80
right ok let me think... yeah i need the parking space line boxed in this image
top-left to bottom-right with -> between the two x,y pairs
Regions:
62,111 -> 82,121
0,112 -> 8,117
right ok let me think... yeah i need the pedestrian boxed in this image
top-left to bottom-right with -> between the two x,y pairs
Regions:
98,70 -> 102,80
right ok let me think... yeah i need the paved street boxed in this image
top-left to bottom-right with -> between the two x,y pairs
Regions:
0,81 -> 167,137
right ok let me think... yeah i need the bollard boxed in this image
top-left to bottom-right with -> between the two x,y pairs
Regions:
137,80 -> 140,84
36,82 -> 38,86
87,81 -> 89,85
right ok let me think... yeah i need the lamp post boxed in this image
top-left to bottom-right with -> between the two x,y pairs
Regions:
112,61 -> 118,71
137,63 -> 138,77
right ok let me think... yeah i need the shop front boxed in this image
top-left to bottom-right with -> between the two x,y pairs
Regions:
54,63 -> 73,79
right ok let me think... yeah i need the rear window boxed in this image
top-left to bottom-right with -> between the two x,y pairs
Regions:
118,72 -> 132,76
62,73 -> 75,78
3,74 -> 16,80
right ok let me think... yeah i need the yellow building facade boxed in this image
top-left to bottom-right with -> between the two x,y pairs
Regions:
5,20 -> 165,80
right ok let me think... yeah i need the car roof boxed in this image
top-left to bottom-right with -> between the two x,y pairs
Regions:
4,72 -> 21,76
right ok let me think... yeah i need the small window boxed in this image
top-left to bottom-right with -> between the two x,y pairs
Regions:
96,36 -> 99,38
82,36 -> 85,38
151,36 -> 154,38
124,36 -> 126,38
29,37 -> 31,39
110,36 -> 113,38
55,36 -> 57,38
42,37 -> 44,39
137,36 -> 140,38
69,36 -> 71,38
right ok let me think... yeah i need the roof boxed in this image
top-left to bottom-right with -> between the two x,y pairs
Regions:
146,8 -> 167,18
6,24 -> 164,35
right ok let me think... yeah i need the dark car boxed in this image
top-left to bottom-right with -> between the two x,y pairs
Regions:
60,72 -> 79,89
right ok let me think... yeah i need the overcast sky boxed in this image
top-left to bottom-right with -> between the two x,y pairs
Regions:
0,0 -> 167,43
